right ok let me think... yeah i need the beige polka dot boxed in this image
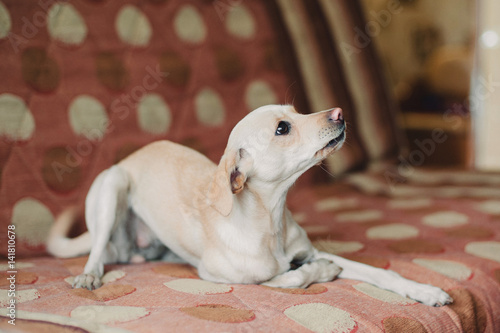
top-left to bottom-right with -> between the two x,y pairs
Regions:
313,240 -> 364,254
245,80 -> 278,111
174,5 -> 206,44
115,5 -> 152,46
0,309 -> 119,333
0,289 -> 40,307
422,211 -> 469,228
336,210 -> 383,223
465,241 -> 500,263
0,94 -> 35,141
47,3 -> 87,45
366,223 -> 419,240
354,283 -> 416,305
71,305 -> 149,324
69,95 -> 109,141
0,2 -> 11,39
315,197 -> 359,212
388,198 -> 432,209
164,279 -> 232,295
226,4 -> 256,39
195,88 -> 225,126
137,94 -> 171,134
284,303 -> 357,333
12,198 -> 54,246
474,200 -> 500,215
413,259 -> 472,281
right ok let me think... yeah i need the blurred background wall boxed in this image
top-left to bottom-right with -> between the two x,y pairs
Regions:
361,0 -> 478,168
473,0 -> 500,171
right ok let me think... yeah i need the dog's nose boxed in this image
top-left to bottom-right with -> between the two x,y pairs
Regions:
328,107 -> 344,123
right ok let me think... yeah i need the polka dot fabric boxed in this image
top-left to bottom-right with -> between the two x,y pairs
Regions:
0,183 -> 500,333
0,180 -> 499,332
0,0 -> 290,254
1,1 -> 500,332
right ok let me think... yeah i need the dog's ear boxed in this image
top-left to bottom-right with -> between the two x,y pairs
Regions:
207,148 -> 251,216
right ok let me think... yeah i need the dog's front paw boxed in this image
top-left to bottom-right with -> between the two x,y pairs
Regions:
406,283 -> 453,307
262,259 -> 342,289
315,259 -> 342,283
72,274 -> 102,290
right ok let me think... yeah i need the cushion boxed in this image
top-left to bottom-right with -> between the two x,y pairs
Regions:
1,179 -> 499,332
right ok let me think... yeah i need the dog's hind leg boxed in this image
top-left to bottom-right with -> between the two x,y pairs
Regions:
73,166 -> 130,290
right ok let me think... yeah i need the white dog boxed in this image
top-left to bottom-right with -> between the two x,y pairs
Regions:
48,105 -> 452,306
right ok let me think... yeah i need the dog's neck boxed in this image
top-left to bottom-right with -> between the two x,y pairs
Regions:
240,178 -> 295,234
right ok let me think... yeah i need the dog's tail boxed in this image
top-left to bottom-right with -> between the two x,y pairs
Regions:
46,207 -> 91,258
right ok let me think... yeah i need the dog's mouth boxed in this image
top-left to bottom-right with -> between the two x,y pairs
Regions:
324,131 -> 345,149
315,129 -> 345,159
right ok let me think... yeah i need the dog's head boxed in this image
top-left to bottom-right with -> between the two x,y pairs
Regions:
208,105 -> 346,216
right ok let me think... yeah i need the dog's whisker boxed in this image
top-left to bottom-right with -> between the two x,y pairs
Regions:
285,81 -> 297,106
319,163 -> 337,179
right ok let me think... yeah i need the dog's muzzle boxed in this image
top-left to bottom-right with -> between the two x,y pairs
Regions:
316,107 -> 346,156
324,130 -> 345,149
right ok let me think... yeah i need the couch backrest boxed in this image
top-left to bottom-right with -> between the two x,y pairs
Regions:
274,0 -> 407,174
0,0 -> 404,256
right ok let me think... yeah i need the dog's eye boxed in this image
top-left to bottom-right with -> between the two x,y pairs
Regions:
275,121 -> 290,135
